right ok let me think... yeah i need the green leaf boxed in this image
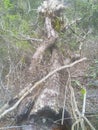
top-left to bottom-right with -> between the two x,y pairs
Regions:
81,88 -> 86,95
4,0 -> 13,9
74,80 -> 82,87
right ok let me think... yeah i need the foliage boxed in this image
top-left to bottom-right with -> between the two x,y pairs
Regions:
0,0 -> 98,78
0,0 -> 98,51
0,0 -> 43,64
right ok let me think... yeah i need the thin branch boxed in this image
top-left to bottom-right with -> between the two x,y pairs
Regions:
72,118 -> 82,130
82,88 -> 86,116
83,116 -> 96,130
62,18 -> 82,31
81,89 -> 87,130
20,34 -> 43,42
61,69 -> 69,125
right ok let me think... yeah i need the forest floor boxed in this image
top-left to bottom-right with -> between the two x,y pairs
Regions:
0,39 -> 98,129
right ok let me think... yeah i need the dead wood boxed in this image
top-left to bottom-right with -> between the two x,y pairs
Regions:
29,37 -> 57,71
0,57 -> 87,120
32,48 -> 64,112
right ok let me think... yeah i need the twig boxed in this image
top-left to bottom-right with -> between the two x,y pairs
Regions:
70,87 -> 96,130
81,88 -> 87,130
20,34 -> 43,42
0,57 -> 87,119
62,18 -> 82,31
72,118 -> 82,130
68,69 -> 83,130
82,88 -> 86,116
61,69 -> 69,125
83,116 -> 96,130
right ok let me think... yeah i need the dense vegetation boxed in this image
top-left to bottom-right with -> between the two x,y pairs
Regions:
0,0 -> 98,55
0,0 -> 98,81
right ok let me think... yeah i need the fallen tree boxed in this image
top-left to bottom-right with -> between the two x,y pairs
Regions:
0,0 -> 96,130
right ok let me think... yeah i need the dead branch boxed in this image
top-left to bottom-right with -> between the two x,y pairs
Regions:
0,57 -> 87,120
61,68 -> 70,125
72,118 -> 83,130
20,34 -> 44,42
83,116 -> 96,130
62,18 -> 82,31
70,73 -> 96,130
37,0 -> 64,15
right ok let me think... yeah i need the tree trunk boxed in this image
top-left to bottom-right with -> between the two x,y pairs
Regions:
15,0 -> 68,123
